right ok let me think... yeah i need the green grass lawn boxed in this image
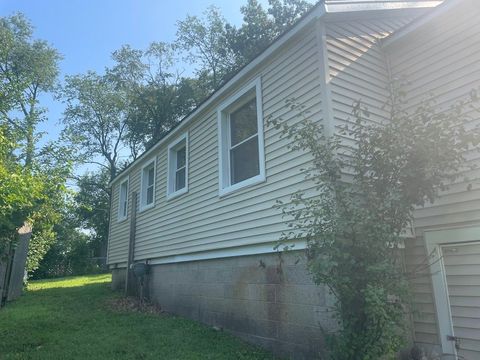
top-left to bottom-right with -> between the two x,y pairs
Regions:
0,274 -> 275,360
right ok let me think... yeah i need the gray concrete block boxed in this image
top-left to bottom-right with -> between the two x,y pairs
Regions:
277,323 -> 322,345
144,251 -> 327,358
276,284 -> 325,306
224,283 -> 249,300
111,268 -> 126,290
247,283 -> 276,302
283,265 -> 314,285
232,265 -> 266,284
246,301 -> 282,322
278,303 -> 321,327
252,319 -> 279,339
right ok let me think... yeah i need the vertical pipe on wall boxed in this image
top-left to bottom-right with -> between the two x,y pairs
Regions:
125,192 -> 137,297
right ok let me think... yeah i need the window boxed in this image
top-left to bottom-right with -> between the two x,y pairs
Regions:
118,178 -> 129,221
140,160 -> 156,210
218,78 -> 265,196
167,133 -> 189,199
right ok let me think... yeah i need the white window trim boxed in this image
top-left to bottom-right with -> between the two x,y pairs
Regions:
424,225 -> 480,357
166,132 -> 189,200
217,77 -> 265,197
139,159 -> 156,212
117,177 -> 129,222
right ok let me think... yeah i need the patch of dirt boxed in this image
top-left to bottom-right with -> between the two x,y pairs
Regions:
107,296 -> 164,315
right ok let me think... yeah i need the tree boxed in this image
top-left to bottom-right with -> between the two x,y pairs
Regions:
272,86 -> 480,359
62,71 -> 128,182
268,0 -> 312,31
227,0 -> 312,65
0,14 -> 69,275
0,126 -> 44,258
177,1 -> 312,90
74,170 -> 111,259
32,198 -> 94,279
176,6 -> 236,90
226,0 -> 275,65
108,43 -> 200,153
0,13 -> 61,167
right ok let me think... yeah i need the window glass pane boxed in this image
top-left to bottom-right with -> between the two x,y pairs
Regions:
176,146 -> 186,169
175,168 -> 186,191
147,166 -> 154,186
122,200 -> 127,217
119,182 -> 128,217
230,135 -> 259,184
123,184 -> 128,215
120,183 -> 125,200
146,186 -> 154,205
230,98 -> 257,146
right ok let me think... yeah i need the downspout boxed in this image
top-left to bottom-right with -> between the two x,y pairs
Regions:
125,191 -> 137,297
315,17 -> 335,139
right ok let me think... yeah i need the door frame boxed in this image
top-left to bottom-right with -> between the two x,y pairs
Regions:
424,225 -> 480,356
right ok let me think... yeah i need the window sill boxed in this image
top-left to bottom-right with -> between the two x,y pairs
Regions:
138,203 -> 155,213
219,174 -> 266,198
167,187 -> 189,201
117,216 -> 128,223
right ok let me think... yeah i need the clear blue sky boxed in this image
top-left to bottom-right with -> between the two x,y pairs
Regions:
0,0 -> 267,173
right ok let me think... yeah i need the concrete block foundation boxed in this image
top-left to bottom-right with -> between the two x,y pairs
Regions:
111,252 -> 333,359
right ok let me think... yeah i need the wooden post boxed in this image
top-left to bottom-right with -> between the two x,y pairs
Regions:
7,225 -> 32,302
125,192 -> 137,297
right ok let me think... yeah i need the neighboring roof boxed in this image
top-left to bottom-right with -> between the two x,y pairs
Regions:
110,0 -> 442,186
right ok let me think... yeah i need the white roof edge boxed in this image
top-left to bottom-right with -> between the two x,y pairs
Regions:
109,4 -> 326,186
325,1 -> 442,13
110,0 -> 442,186
382,0 -> 459,47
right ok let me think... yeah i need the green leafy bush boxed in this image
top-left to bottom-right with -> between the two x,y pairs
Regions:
271,85 -> 480,359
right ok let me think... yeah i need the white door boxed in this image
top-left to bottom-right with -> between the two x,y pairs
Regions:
426,227 -> 480,360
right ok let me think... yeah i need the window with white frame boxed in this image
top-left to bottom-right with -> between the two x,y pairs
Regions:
218,78 -> 265,196
140,160 -> 155,210
167,133 -> 188,198
118,179 -> 129,221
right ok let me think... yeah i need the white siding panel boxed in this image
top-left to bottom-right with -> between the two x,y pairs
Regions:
107,24 -> 323,264
404,236 -> 440,347
387,2 -> 480,230
107,179 -> 131,264
325,17 -> 415,151
385,1 -> 480,351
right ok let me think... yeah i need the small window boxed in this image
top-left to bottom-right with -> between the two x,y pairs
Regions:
167,133 -> 189,199
218,78 -> 265,196
140,160 -> 156,210
118,179 -> 129,221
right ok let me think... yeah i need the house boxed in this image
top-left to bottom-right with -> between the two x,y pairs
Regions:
107,0 -> 480,358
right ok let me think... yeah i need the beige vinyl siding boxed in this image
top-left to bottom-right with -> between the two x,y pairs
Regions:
107,178 -> 131,265
107,13 -> 426,264
385,0 -> 480,349
325,17 -> 415,149
404,236 -> 439,347
107,23 -> 323,264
